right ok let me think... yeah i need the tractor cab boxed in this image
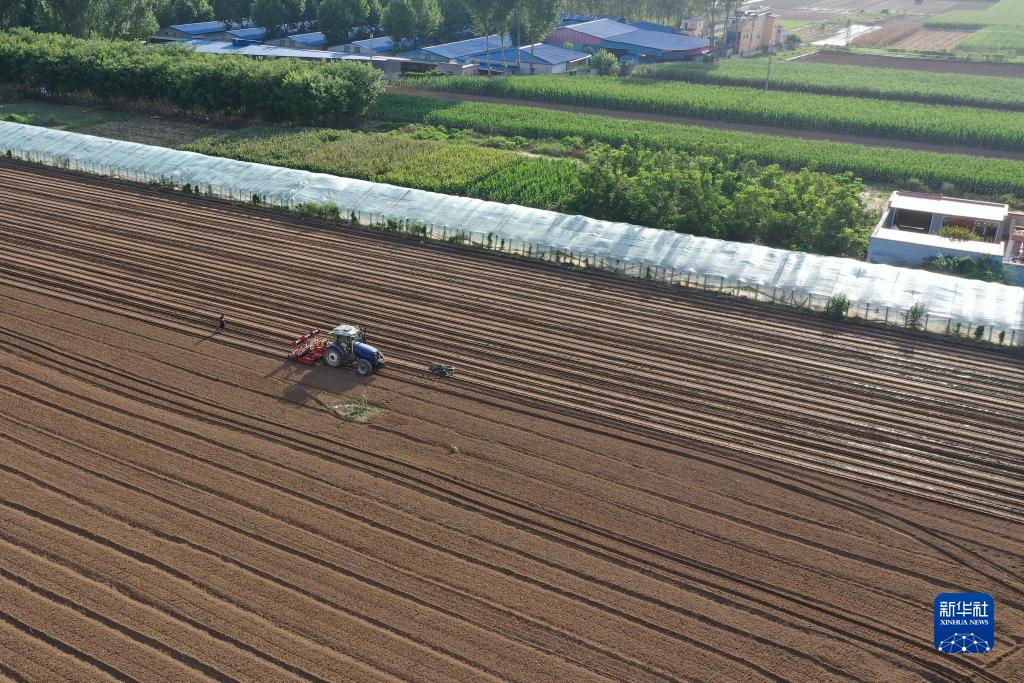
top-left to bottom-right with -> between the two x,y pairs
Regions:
328,324 -> 363,354
323,324 -> 385,376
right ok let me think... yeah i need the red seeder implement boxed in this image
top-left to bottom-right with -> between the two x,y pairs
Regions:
290,328 -> 329,365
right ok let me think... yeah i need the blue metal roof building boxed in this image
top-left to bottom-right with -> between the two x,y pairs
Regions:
559,13 -> 623,26
153,21 -> 227,41
333,36 -> 396,55
469,43 -> 591,74
547,19 -> 709,62
397,34 -> 507,62
226,27 -> 267,43
628,20 -> 676,34
267,32 -> 328,49
184,40 -> 348,61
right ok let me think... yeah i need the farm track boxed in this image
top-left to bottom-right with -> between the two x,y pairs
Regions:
0,161 -> 1022,681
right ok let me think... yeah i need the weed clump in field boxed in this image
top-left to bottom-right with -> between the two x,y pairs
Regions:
825,293 -> 851,320
903,302 -> 927,330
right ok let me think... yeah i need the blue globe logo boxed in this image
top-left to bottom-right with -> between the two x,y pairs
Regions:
938,633 -> 991,654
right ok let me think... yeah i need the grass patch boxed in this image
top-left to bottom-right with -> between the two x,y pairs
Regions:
333,392 -> 379,422
183,126 -> 579,209
0,100 -> 127,130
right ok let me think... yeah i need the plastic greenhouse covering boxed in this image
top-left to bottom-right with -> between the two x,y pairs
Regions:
3,121 -> 1023,341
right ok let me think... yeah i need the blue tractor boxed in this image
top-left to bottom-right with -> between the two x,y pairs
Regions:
323,324 -> 385,376
289,323 -> 385,375
310,324 -> 385,376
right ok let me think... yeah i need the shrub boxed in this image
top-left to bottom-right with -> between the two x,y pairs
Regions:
825,292 -> 850,320
922,254 -> 1006,283
591,50 -> 620,77
904,301 -> 926,330
938,224 -> 979,241
974,325 -> 985,340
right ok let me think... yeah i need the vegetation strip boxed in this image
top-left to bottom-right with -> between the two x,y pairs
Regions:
374,94 -> 1024,200
0,29 -> 382,124
399,76 -> 1024,152
183,127 -> 872,257
633,59 -> 1024,111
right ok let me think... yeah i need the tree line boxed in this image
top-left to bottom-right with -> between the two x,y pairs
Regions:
0,1 -> 717,50
572,144 -> 872,258
0,0 -> 586,47
0,28 -> 382,121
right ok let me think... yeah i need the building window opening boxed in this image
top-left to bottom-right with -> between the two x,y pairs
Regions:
892,209 -> 931,232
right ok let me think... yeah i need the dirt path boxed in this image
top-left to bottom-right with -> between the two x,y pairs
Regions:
797,50 -> 1024,78
0,162 -> 1022,681
391,87 -> 1024,162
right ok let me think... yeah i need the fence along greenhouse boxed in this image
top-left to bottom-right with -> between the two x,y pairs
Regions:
2,121 -> 1023,343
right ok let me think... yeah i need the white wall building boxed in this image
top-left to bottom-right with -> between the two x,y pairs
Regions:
867,191 -> 1024,284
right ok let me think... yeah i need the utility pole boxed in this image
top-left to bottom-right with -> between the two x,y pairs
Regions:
765,47 -> 773,90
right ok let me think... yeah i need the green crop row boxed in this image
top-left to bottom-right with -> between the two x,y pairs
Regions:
374,93 -> 1024,199
925,0 -> 1024,30
632,58 -> 1024,110
955,26 -> 1024,56
399,75 -> 1024,152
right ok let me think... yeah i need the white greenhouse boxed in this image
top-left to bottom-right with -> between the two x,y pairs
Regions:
2,121 -> 1023,342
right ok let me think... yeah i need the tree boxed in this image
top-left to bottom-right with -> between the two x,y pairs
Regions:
718,0 -> 740,55
34,0 -> 92,35
103,0 -> 159,38
212,0 -> 248,23
464,0 -> 513,75
35,0 -> 157,38
155,0 -> 214,27
437,0 -> 469,40
382,0 -> 440,45
591,48 -> 619,76
381,0 -> 414,43
318,0 -> 368,44
517,0 -> 561,74
0,0 -> 27,29
699,0 -> 720,55
251,0 -> 288,36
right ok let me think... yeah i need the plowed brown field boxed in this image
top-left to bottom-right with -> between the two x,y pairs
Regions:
0,160 -> 1022,682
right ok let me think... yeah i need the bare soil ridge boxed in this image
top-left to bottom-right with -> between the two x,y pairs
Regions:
0,161 -> 1022,681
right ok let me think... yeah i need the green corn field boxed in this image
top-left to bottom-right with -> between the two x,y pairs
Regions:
400,76 -> 1024,152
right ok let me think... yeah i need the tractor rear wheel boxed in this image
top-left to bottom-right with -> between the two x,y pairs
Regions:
324,348 -> 343,368
356,359 -> 374,376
